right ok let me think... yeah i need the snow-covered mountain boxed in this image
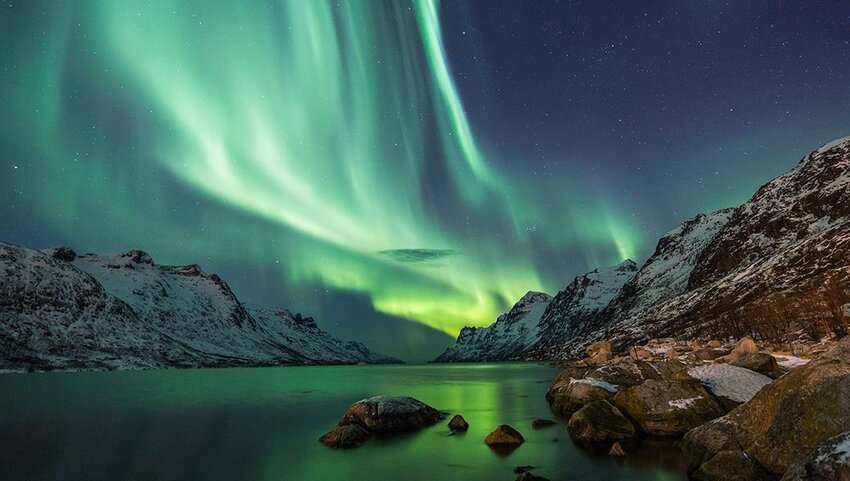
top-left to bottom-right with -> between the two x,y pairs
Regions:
435,136 -> 850,362
542,136 -> 850,358
432,291 -> 552,362
433,261 -> 637,362
0,243 -> 400,371
531,260 -> 638,350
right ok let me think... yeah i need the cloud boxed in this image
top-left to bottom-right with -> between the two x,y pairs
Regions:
378,248 -> 461,265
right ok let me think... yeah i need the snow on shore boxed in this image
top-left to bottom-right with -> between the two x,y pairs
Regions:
688,364 -> 772,403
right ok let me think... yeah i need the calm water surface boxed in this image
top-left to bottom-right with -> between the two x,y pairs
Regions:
0,363 -> 685,480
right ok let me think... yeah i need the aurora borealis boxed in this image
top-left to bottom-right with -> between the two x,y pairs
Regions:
2,1 -> 850,360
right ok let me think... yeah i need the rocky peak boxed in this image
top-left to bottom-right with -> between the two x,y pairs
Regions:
689,136 -> 850,289
122,249 -> 154,265
47,246 -> 77,262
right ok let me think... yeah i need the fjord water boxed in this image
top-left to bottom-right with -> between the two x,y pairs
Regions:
0,364 -> 684,481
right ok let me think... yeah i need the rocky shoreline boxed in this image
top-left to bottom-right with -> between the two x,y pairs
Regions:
321,335 -> 849,480
548,335 -> 849,480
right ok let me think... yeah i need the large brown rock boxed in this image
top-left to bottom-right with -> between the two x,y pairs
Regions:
546,376 -> 616,415
546,360 -> 691,415
338,396 -> 442,432
731,352 -> 783,379
730,337 -> 759,359
319,424 -> 373,448
567,400 -> 636,443
613,379 -> 725,437
586,340 -> 613,358
682,337 -> 850,479
448,414 -> 469,431
485,425 -> 525,446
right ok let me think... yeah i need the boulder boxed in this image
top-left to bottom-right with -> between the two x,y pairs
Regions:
547,360 -> 691,415
532,419 -> 557,429
730,337 -> 759,359
567,400 -> 636,443
693,348 -> 724,361
613,379 -> 725,437
682,337 -> 850,479
338,396 -> 442,432
319,424 -> 373,448
782,431 -> 850,481
586,360 -> 691,386
730,352 -> 783,379
448,414 -> 469,431
485,425 -> 525,446
586,340 -> 613,358
546,377 -> 616,415
630,347 -> 654,361
609,442 -> 627,456
588,351 -> 614,366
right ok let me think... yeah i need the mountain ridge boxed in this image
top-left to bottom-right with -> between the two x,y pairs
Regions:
0,242 -> 401,371
434,136 -> 850,362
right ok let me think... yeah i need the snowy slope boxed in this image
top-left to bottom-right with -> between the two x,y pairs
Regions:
433,261 -> 638,362
531,260 -> 638,350
432,291 -> 552,362
544,136 -> 850,357
0,243 -> 399,371
606,209 -> 734,322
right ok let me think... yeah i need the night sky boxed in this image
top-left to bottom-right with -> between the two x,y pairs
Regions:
2,1 -> 849,361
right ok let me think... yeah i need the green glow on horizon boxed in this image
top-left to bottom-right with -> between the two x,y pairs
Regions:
3,0 -> 642,337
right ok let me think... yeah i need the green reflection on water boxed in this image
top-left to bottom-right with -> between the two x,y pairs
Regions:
0,364 -> 686,481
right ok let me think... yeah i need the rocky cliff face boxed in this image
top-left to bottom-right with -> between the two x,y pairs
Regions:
553,136 -> 850,357
432,291 -> 552,362
532,261 -> 638,350
435,136 -> 850,362
0,242 -> 400,371
433,261 -> 637,362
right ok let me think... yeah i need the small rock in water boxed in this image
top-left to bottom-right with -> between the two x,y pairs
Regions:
338,395 -> 442,433
448,414 -> 469,431
485,425 -> 525,446
532,418 -> 557,429
319,424 -> 373,448
609,442 -> 627,456
513,465 -> 535,474
516,472 -> 551,481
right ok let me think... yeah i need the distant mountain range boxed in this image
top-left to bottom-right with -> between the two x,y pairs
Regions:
0,244 -> 400,371
435,136 -> 850,362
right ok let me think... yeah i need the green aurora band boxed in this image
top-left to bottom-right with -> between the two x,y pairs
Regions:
1,0 -> 642,337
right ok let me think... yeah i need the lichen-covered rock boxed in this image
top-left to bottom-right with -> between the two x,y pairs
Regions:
546,376 -> 616,415
319,424 -> 373,448
731,352 -> 783,379
338,396 -> 442,432
448,414 -> 469,431
730,337 -> 759,359
485,425 -> 525,446
546,360 -> 692,415
567,400 -> 636,443
613,379 -> 725,437
683,337 -> 850,479
782,431 -> 850,481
